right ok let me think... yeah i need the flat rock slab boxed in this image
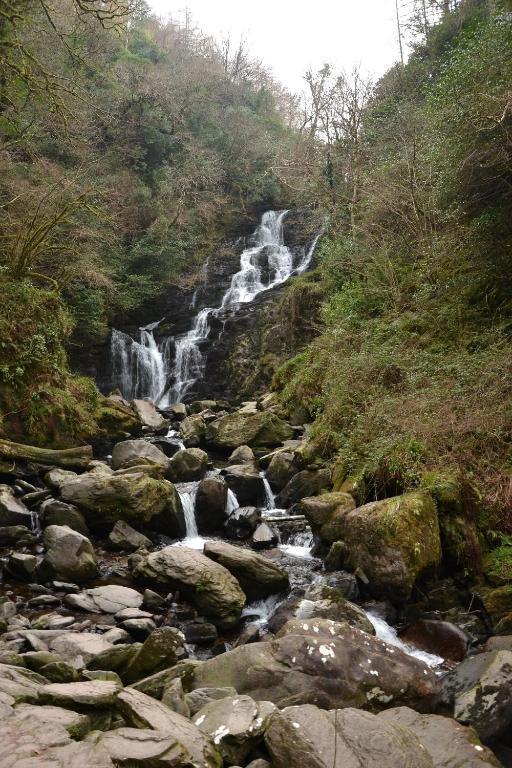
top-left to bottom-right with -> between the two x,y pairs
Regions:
64,585 -> 143,614
92,727 -> 221,768
40,680 -> 121,708
0,663 -> 46,702
48,633 -> 114,665
15,703 -> 91,739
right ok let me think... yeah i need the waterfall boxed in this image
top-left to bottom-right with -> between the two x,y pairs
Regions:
226,489 -> 239,515
111,323 -> 170,403
109,210 -> 321,404
261,475 -> 276,510
178,483 -> 199,538
366,613 -> 444,668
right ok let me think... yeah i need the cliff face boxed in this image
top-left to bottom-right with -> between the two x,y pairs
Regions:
76,208 -> 323,402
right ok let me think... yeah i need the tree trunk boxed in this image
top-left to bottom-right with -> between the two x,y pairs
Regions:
0,439 -> 93,470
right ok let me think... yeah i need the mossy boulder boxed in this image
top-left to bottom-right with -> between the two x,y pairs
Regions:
60,471 -> 185,536
293,492 -> 356,542
477,584 -> 512,627
94,395 -> 141,441
207,411 -> 294,450
329,490 -> 441,601
482,546 -> 512,586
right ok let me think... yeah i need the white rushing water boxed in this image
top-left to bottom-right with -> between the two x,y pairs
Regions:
366,612 -> 444,668
110,210 -> 320,405
279,530 -> 314,559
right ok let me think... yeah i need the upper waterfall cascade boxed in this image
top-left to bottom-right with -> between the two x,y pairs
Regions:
110,210 -> 319,405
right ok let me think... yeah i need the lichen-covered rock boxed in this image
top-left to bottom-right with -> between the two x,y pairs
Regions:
91,727 -> 221,768
265,704 -> 433,768
379,706 -> 502,767
188,618 -> 438,711
131,546 -> 246,628
266,451 -> 300,491
207,411 -> 294,449
293,492 -> 356,541
180,414 -> 207,447
329,491 -> 441,601
204,540 -> 289,601
0,663 -> 46,702
95,395 -> 141,441
40,498 -> 89,536
60,471 -> 184,536
122,627 -> 185,684
194,695 -> 276,764
40,525 -> 98,584
168,448 -> 208,482
131,399 -> 167,430
15,703 -> 91,739
48,633 -> 114,666
39,680 -> 121,708
111,439 -> 170,474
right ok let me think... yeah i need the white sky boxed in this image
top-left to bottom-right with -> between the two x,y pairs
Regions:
148,0 -> 407,94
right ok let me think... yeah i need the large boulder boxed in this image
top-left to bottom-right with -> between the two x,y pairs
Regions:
440,649 -> 512,740
111,439 -> 170,474
122,627 -> 185,684
207,411 -> 294,450
131,399 -> 167,430
0,714 -> 114,767
225,506 -> 259,540
400,619 -> 470,662
40,525 -> 98,583
264,705 -> 432,768
223,464 -> 265,506
39,680 -> 120,708
379,706 -> 502,767
275,469 -> 332,508
194,695 -> 275,765
293,492 -> 356,542
204,540 -> 289,601
108,520 -> 152,551
180,415 -> 207,447
328,491 -> 441,601
14,703 -> 91,740
168,448 -> 208,482
0,486 -> 33,528
131,546 -> 246,628
266,451 -> 300,491
196,477 -> 228,534
268,587 -> 375,636
60,471 -> 185,536
64,585 -> 143,614
187,618 -> 438,711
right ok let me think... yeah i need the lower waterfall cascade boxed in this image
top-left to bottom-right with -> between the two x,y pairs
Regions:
109,210 -> 320,405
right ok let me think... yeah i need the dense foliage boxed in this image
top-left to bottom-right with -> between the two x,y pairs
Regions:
275,0 -> 512,547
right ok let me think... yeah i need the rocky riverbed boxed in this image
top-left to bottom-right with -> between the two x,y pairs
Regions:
0,394 -> 511,767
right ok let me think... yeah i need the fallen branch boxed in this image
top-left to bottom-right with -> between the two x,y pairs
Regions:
0,438 -> 92,469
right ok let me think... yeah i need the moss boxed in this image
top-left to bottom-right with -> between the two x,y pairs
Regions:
477,584 -> 512,621
482,546 -> 512,587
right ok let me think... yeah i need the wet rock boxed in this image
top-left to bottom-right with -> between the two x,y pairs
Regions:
188,618 -> 439,711
111,439 -> 170,475
91,726 -> 221,768
131,546 -> 246,629
40,525 -> 97,584
108,520 -> 152,551
60,471 -> 185,537
142,589 -> 166,612
441,649 -> 512,740
179,414 -> 207,447
184,621 -> 218,645
64,585 -> 143,614
15,702 -> 91,739
266,451 -> 300,491
6,553 -> 38,580
379,706 -> 502,767
228,445 -> 256,464
252,522 -> 278,549
40,679 -> 121,708
195,477 -> 228,533
207,410 -> 294,449
400,619 -> 470,662
131,399 -> 167,430
40,498 -> 90,536
275,469 -> 331,508
223,464 -> 264,506
265,704 -> 433,768
194,695 -> 276,764
204,540 -> 289,601
0,525 -> 35,546
293,491 -> 356,540
328,491 -> 441,601
0,485 -> 33,528
225,506 -> 259,540
168,448 -> 208,482
0,714 -> 114,767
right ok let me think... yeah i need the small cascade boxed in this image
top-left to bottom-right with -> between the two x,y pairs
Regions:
168,308 -> 215,404
110,322 -> 170,403
166,429 -> 185,451
174,482 -> 206,550
29,509 -> 41,536
261,474 -> 276,510
225,489 -> 239,515
366,613 -> 444,668
241,594 -> 283,629
279,530 -> 314,559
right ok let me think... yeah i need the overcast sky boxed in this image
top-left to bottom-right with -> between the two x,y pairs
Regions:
148,0 -> 408,94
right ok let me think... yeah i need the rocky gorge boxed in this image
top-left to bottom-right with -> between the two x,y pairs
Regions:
0,211 -> 511,768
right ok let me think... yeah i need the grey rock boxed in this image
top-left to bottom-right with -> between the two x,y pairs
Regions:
91,727 -> 221,768
168,448 -> 208,482
196,476 -> 228,533
185,686 -> 239,716
40,679 -> 121,707
111,439 -> 170,474
40,525 -> 97,583
204,540 -> 289,601
108,520 -> 152,552
0,485 -> 33,528
64,585 -> 143,614
225,506 -> 259,540
40,498 -> 89,536
131,400 -> 167,430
